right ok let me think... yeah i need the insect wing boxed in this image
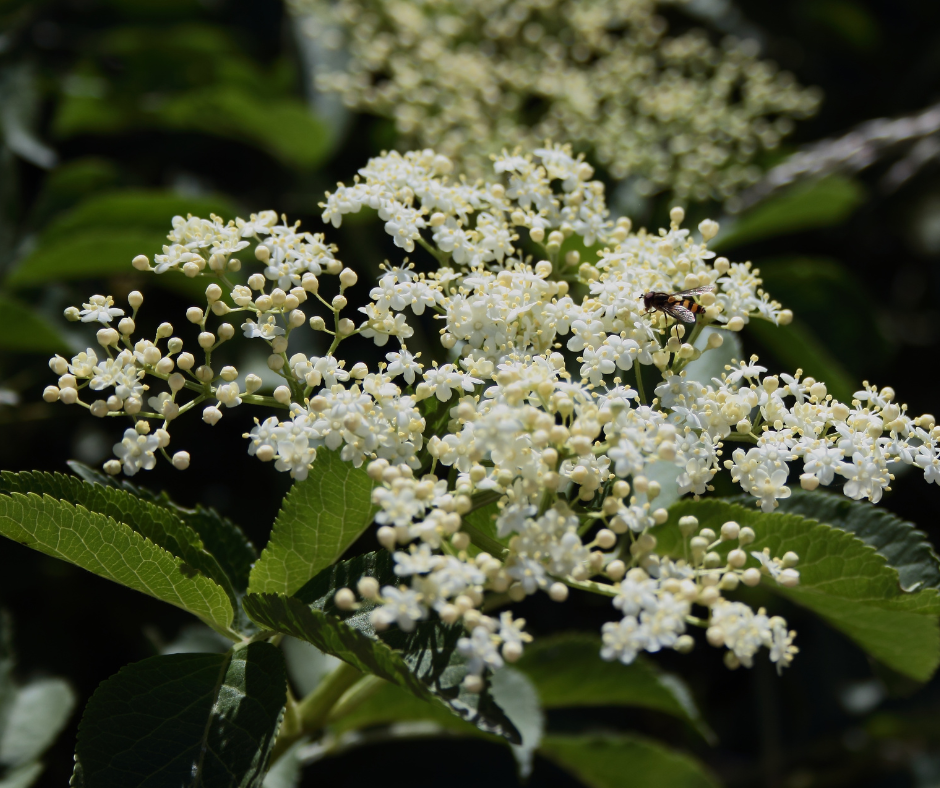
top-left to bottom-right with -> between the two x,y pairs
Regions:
661,302 -> 697,323
668,285 -> 715,299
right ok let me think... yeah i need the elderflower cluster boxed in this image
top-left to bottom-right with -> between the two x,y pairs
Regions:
291,0 -> 820,200
44,144 -> 938,686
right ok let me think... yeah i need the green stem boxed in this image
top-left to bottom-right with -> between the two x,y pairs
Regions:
270,661 -> 363,764
634,363 -> 647,405
553,575 -> 619,598
326,675 -> 386,723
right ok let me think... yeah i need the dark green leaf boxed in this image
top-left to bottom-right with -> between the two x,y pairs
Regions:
244,552 -> 520,743
0,295 -> 68,353
760,489 -> 940,593
713,175 -> 865,250
0,491 -> 235,636
72,643 -> 286,788
249,450 -> 377,596
7,190 -> 240,288
661,499 -> 940,680
515,633 -> 713,741
540,734 -> 720,788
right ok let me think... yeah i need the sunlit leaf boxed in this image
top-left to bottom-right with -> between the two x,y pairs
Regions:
0,491 -> 235,637
249,450 -> 376,596
660,499 -> 940,681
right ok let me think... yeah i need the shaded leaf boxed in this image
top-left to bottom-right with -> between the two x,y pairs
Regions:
249,450 -> 376,596
714,175 -> 865,250
0,491 -> 235,637
7,190 -> 240,288
0,763 -> 43,788
244,551 -> 520,743
72,643 -> 286,788
540,734 -> 720,788
0,295 -> 67,353
660,499 -> 940,680
515,633 -> 713,741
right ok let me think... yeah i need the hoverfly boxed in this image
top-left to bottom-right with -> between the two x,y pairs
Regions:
642,285 -> 715,324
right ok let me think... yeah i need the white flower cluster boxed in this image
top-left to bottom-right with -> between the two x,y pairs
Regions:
291,0 -> 820,200
44,144 -> 937,686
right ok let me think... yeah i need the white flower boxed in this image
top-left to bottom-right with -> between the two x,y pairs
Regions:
457,625 -> 504,676
370,586 -> 427,632
112,428 -> 160,475
600,616 -> 649,665
79,295 -> 123,324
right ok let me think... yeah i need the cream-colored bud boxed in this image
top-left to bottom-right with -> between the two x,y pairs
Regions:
267,354 -> 285,371
63,306 -> 80,321
800,473 -> 819,491
59,387 -> 78,405
777,309 -> 793,326
271,288 -> 286,306
742,567 -> 762,587
728,549 -> 747,568
104,459 -> 122,475
530,226 -> 545,243
195,365 -> 213,382
706,332 -> 724,350
339,268 -> 358,288
302,273 -> 319,293
156,322 -> 173,339
594,529 -> 617,549
176,353 -> 195,371
210,302 -> 229,316
331,294 -> 347,311
606,560 -> 626,580
155,357 -> 174,375
738,526 -> 756,545
334,588 -> 356,610
245,373 -> 262,394
670,206 -> 685,225
727,316 -> 745,332
205,283 -> 222,302
357,577 -> 380,599
97,328 -> 119,347
186,307 -> 203,324
337,318 -> 355,335
219,366 -> 238,382
172,451 -> 190,470
90,400 -> 108,418
778,568 -> 800,587
202,406 -> 222,425
248,273 -> 266,291
197,332 -> 215,349
182,262 -> 200,278
273,386 -> 291,404
135,420 -> 150,434
124,397 -> 141,414
698,218 -> 719,240
132,254 -> 150,271
254,295 -> 273,312
162,402 -> 179,421
42,385 -> 60,403
548,582 -> 569,602
254,244 -> 270,263
168,373 -> 186,391
49,356 -> 68,375
289,309 -> 305,328
256,444 -> 274,461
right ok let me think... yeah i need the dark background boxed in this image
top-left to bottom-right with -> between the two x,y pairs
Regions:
3,0 -> 940,786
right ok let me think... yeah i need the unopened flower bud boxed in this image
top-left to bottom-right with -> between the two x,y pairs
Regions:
172,451 -> 190,470
132,254 -> 150,271
186,307 -> 203,324
202,405 -> 222,425
334,588 -> 356,610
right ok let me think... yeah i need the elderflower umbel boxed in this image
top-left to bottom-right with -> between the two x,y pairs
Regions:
46,144 -> 938,687
290,0 -> 820,200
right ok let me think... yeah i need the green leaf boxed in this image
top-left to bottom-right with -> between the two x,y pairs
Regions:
764,489 -> 940,593
7,190 -> 240,288
490,667 -> 543,778
713,174 -> 865,250
540,734 -> 720,788
0,763 -> 43,788
72,643 -> 286,788
0,471 -> 240,611
67,461 -> 257,596
0,294 -> 68,353
745,318 -> 856,404
0,679 -> 74,767
244,552 -> 521,743
0,491 -> 235,637
461,500 -> 507,557
249,450 -> 377,596
515,633 -> 713,741
661,499 -> 940,681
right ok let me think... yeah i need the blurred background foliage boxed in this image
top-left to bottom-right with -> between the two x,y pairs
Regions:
2,0 -> 940,786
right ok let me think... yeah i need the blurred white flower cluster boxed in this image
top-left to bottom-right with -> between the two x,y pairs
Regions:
45,145 -> 940,684
291,0 -> 820,200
